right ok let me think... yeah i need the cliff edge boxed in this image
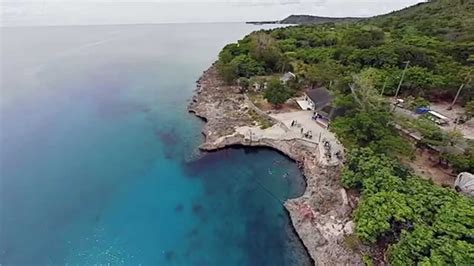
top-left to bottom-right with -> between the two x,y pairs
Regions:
188,64 -> 362,265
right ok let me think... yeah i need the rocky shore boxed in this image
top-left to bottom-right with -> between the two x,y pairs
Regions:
188,64 -> 362,265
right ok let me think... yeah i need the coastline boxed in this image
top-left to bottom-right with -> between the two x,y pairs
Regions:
188,63 -> 363,265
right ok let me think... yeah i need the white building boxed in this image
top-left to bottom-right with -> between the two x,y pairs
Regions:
297,87 -> 333,111
455,172 -> 474,197
280,72 -> 296,84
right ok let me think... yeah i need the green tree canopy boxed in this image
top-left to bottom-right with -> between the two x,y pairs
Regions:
229,54 -> 265,78
263,79 -> 293,106
343,148 -> 474,265
301,62 -> 338,89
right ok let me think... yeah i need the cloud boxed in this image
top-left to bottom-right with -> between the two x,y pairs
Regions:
2,0 -> 425,26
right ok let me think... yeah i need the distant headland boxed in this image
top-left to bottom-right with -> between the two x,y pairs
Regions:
246,14 -> 362,25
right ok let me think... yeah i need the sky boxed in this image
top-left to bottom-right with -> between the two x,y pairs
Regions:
1,0 -> 426,26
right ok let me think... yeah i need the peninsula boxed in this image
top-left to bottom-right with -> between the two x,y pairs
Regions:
189,64 -> 361,264
246,14 -> 361,25
190,0 -> 473,264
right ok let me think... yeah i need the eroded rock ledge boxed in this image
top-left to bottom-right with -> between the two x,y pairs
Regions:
188,64 -> 362,265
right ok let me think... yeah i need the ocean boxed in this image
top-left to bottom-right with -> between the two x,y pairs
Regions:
0,23 -> 311,265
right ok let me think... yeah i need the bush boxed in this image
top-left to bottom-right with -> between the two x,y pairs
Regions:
263,79 -> 293,106
355,191 -> 414,243
343,148 -> 474,265
344,234 -> 362,251
217,62 -> 238,84
443,150 -> 474,173
230,55 -> 265,78
237,77 -> 250,92
331,110 -> 411,156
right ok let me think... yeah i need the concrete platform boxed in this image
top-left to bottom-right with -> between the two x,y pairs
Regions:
296,100 -> 312,111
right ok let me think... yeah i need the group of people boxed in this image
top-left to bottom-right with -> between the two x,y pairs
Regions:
302,128 -> 313,139
312,112 -> 324,121
290,119 -> 313,139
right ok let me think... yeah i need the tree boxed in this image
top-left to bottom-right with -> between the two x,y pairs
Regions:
357,68 -> 387,94
448,70 -> 472,110
413,117 -> 448,147
331,110 -> 410,156
303,62 -> 337,89
352,70 -> 388,108
217,62 -> 238,84
297,47 -> 336,64
275,52 -> 293,73
229,54 -> 265,78
278,38 -> 297,52
465,101 -> 474,121
218,43 -> 242,64
447,129 -> 463,146
211,1 -> 474,264
342,148 -> 402,194
402,66 -> 444,95
249,32 -> 283,71
342,148 -> 474,264
343,27 -> 385,49
348,46 -> 399,68
264,79 -> 293,107
443,142 -> 474,173
394,45 -> 434,69
355,191 -> 413,243
237,77 -> 250,93
404,96 -> 430,111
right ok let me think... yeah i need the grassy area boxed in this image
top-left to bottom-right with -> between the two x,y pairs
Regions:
247,92 -> 267,110
248,109 -> 274,129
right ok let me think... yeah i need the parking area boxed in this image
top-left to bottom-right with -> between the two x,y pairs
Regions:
394,103 -> 474,140
430,103 -> 474,140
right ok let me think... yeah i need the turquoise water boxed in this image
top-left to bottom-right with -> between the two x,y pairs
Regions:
0,24 -> 311,265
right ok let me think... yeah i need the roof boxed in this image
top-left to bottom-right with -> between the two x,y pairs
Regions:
306,87 -> 333,108
320,105 -> 345,120
455,172 -> 474,196
428,110 -> 449,120
280,72 -> 296,82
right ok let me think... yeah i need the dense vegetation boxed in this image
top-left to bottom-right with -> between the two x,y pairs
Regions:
343,148 -> 474,265
216,0 -> 474,264
279,15 -> 361,25
218,0 -> 473,102
217,0 -> 473,165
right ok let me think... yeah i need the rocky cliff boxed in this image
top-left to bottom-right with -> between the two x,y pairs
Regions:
188,64 -> 363,265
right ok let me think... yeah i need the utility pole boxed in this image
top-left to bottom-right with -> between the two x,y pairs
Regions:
380,78 -> 387,96
448,70 -> 472,110
394,61 -> 410,99
448,83 -> 466,111
349,83 -> 363,109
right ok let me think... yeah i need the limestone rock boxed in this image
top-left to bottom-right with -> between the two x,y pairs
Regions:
344,221 -> 355,235
188,64 -> 363,266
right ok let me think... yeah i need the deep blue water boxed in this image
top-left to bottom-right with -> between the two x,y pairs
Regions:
0,24 -> 310,265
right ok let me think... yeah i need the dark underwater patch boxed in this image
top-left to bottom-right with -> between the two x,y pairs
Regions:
155,128 -> 178,146
185,228 -> 199,238
155,128 -> 181,159
192,203 -> 204,215
163,250 -> 175,261
174,204 -> 184,212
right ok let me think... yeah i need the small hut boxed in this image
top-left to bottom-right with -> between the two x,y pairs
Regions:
454,172 -> 474,197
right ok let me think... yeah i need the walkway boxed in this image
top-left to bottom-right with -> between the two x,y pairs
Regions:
236,110 -> 344,165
